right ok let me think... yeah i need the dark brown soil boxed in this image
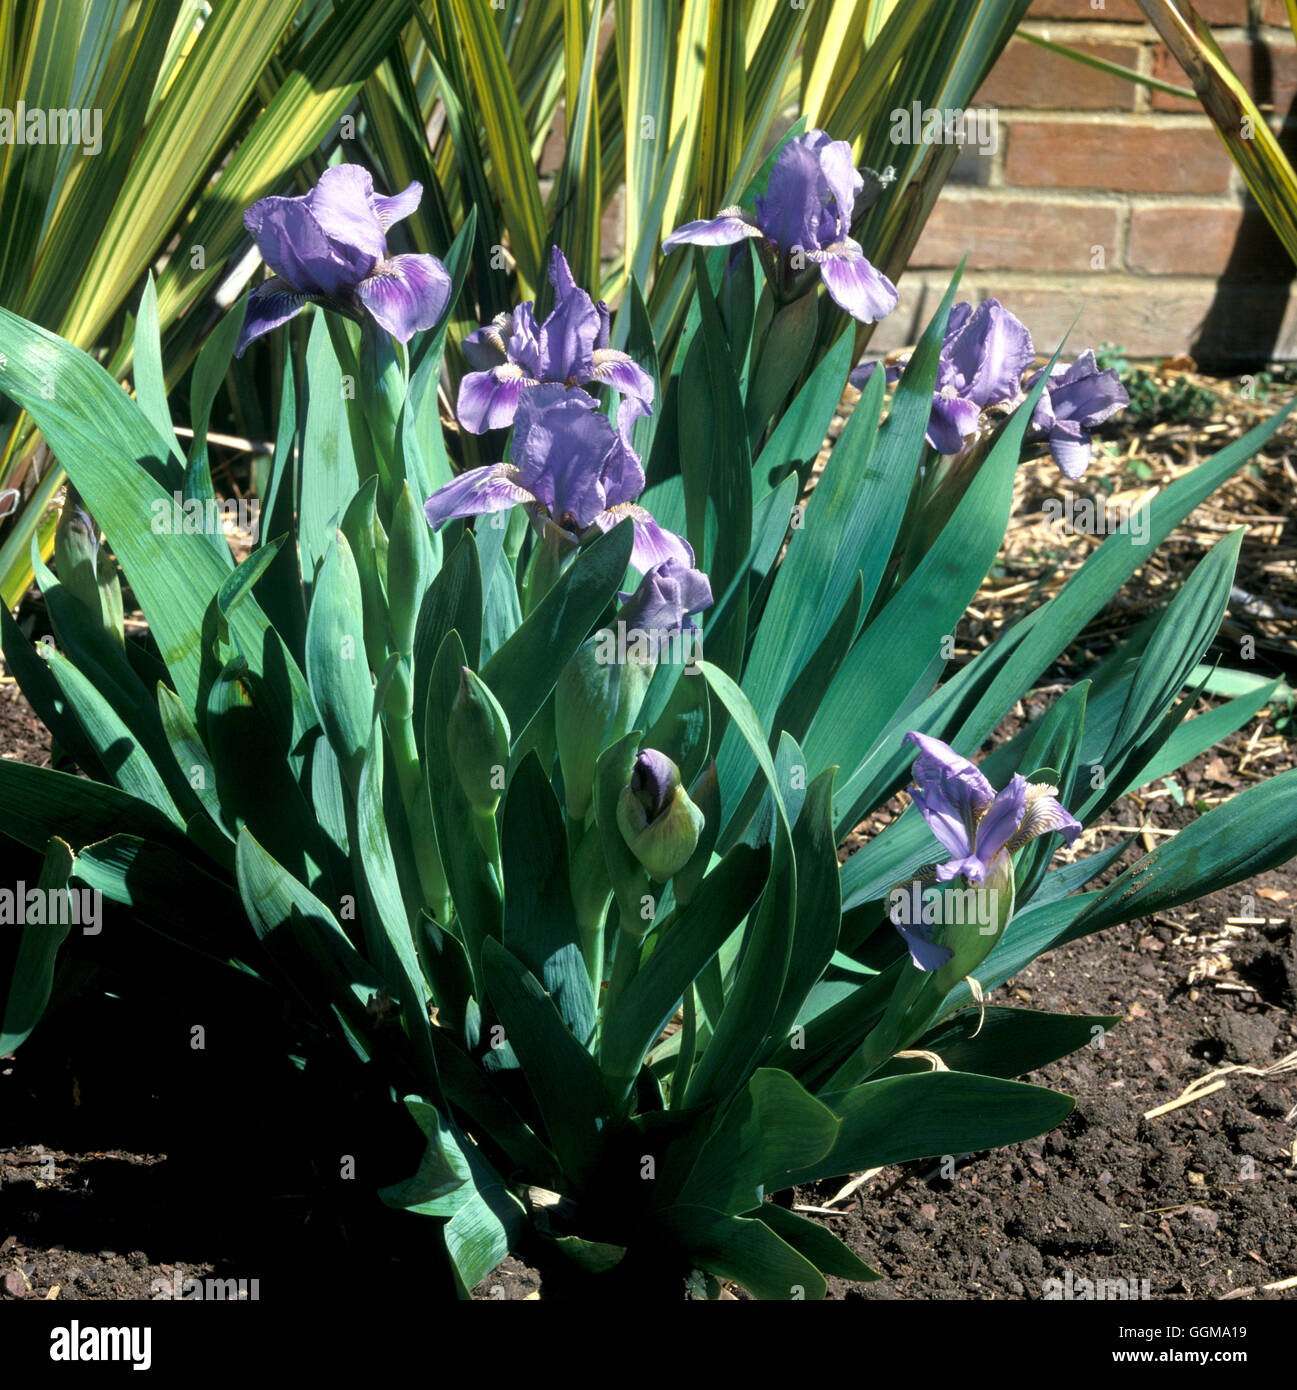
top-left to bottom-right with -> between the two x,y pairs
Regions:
811,860 -> 1297,1302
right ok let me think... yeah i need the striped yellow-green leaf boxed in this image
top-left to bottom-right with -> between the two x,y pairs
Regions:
442,0 -> 547,293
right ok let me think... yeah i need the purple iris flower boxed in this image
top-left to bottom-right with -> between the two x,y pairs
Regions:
1024,349 -> 1129,480
235,165 -> 451,357
617,557 -> 713,638
457,247 -> 654,433
662,130 -> 898,325
424,384 -> 690,572
851,299 -> 1034,455
891,732 -> 1083,972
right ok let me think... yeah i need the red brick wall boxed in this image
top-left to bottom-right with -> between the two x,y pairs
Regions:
872,0 -> 1297,366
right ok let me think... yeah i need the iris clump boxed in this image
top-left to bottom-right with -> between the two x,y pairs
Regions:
8,96 -> 1289,1308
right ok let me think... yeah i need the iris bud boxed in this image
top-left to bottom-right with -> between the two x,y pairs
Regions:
55,494 -> 124,645
447,667 -> 510,813
387,481 -> 433,656
616,750 -> 704,883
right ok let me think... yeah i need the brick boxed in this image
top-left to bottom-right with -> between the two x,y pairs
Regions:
1030,0 -> 1273,20
911,196 -> 1122,270
1128,203 -> 1293,275
1151,39 -> 1297,113
1004,119 -> 1233,192
976,36 -> 1139,110
871,273 -> 1297,363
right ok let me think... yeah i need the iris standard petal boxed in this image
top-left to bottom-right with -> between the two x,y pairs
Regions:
511,386 -> 611,527
304,165 -> 386,280
813,133 -> 864,239
757,139 -> 825,252
910,787 -> 980,865
372,180 -> 422,230
906,732 -> 996,819
975,774 -> 1029,869
539,247 -> 601,383
809,239 -> 899,324
505,303 -> 545,379
597,400 -> 650,509
947,299 -> 1034,410
944,301 -> 974,340
244,196 -> 354,299
354,253 -> 452,342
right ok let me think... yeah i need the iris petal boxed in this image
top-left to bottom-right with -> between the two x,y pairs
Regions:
234,278 -> 316,358
354,253 -> 452,342
809,239 -> 899,324
244,197 -> 353,299
662,209 -> 763,250
372,180 -> 422,230
594,504 -> 693,572
457,364 -> 536,434
424,464 -> 533,530
305,165 -> 386,277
